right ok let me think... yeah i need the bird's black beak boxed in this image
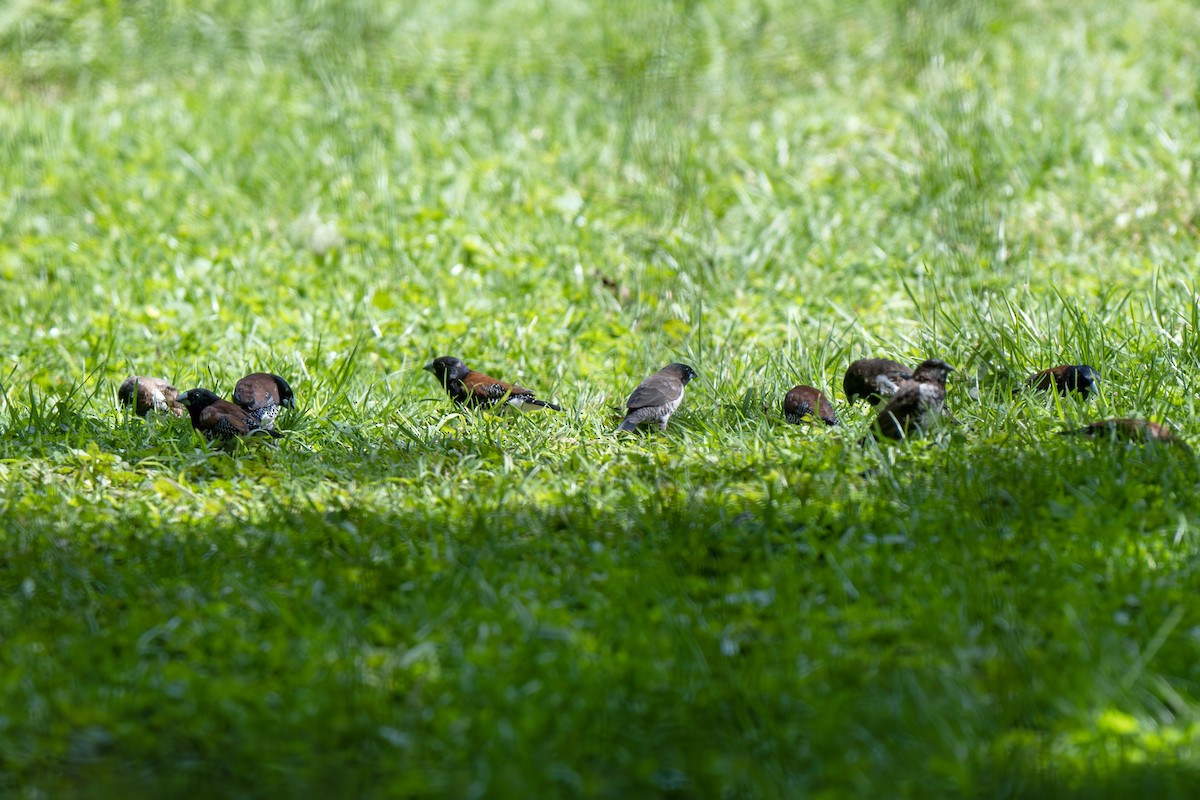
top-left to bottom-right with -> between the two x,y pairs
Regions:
422,361 -> 435,372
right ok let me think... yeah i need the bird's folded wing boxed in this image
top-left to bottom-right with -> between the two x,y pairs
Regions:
626,380 -> 679,409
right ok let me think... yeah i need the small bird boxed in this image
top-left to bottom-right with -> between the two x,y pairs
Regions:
232,372 -> 295,431
423,356 -> 562,412
843,358 -> 913,406
118,376 -> 186,417
1023,364 -> 1100,399
175,388 -> 283,443
782,385 -> 839,426
1059,418 -> 1190,451
617,363 -> 697,432
873,359 -> 955,440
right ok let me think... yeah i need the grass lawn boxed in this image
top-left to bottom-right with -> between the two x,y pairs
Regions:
4,0 -> 1200,796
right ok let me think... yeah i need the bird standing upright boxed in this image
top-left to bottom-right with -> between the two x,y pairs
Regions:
232,372 -> 296,431
617,363 -> 697,432
423,356 -> 563,412
118,376 -> 186,417
782,385 -> 838,426
1024,364 -> 1100,399
873,359 -> 955,440
843,358 -> 914,406
176,388 -> 283,444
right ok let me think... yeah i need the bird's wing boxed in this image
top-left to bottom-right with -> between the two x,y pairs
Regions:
232,378 -> 273,410
818,394 -> 838,424
1026,369 -> 1055,391
881,381 -> 921,415
467,371 -> 532,402
200,403 -> 252,435
626,377 -> 681,409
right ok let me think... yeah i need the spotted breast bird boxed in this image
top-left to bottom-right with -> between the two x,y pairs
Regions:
1059,418 -> 1190,451
1024,364 -> 1100,399
617,363 -> 697,432
843,358 -> 914,406
176,388 -> 283,443
423,356 -> 563,412
783,385 -> 838,426
118,376 -> 186,417
873,359 -> 955,440
232,372 -> 296,431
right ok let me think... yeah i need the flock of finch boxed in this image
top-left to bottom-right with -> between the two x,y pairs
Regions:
118,354 -> 1188,451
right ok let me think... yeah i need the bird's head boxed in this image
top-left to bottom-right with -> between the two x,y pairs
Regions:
1066,365 -> 1100,398
272,374 -> 297,409
668,363 -> 698,385
912,359 -> 955,384
175,388 -> 223,411
423,356 -> 470,384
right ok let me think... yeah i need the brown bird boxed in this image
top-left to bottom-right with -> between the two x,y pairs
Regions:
118,376 -> 186,417
1059,418 -> 1190,451
232,372 -> 295,431
175,388 -> 283,443
783,385 -> 838,426
423,356 -> 562,412
843,358 -> 913,406
617,363 -> 697,432
1024,364 -> 1100,399
873,359 -> 955,440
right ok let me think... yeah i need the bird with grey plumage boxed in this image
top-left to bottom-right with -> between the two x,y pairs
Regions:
424,356 -> 563,412
1023,364 -> 1099,399
616,363 -> 697,432
232,372 -> 295,431
118,376 -> 186,418
782,385 -> 838,426
872,359 -> 955,440
843,358 -> 913,407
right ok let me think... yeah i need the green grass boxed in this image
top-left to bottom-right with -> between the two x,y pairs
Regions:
3,0 -> 1200,796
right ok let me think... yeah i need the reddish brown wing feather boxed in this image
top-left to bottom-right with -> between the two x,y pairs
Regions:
233,375 -> 280,411
816,393 -> 838,425
783,386 -> 838,425
464,370 -> 534,404
198,399 -> 253,436
1026,367 -> 1063,392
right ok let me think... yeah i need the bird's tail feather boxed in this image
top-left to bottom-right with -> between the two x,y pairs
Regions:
616,418 -> 637,432
508,396 -> 563,412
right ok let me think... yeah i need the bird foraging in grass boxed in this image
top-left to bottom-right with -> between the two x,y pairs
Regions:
617,363 -> 697,432
176,388 -> 283,444
872,359 -> 955,440
1059,418 -> 1190,451
118,376 -> 186,418
783,385 -> 838,426
843,358 -> 913,406
423,356 -> 563,412
232,372 -> 295,431
1023,364 -> 1100,399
